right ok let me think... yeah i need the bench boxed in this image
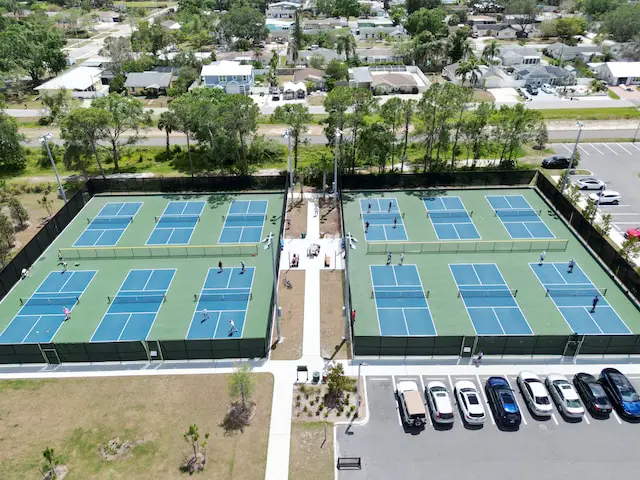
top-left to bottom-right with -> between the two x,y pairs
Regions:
337,457 -> 362,470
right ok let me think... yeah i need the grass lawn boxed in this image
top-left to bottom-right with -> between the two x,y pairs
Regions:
307,95 -> 326,106
473,89 -> 495,102
0,373 -> 273,479
538,107 -> 640,120
289,422 -> 334,480
4,96 -> 43,109
607,89 -> 620,100
123,0 -> 176,6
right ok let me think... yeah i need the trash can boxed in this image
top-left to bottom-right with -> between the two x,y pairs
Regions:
301,232 -> 306,239
312,371 -> 320,384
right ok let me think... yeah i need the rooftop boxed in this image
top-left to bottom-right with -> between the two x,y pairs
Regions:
201,61 -> 253,77
35,67 -> 103,91
602,61 -> 640,78
124,71 -> 173,89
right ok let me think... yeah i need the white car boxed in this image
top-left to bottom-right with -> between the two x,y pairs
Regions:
588,190 -> 621,205
575,177 -> 605,190
541,83 -> 554,94
426,381 -> 455,424
517,371 -> 553,417
454,380 -> 485,425
546,374 -> 585,418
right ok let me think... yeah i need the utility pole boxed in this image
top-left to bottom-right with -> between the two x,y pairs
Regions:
560,121 -> 583,194
283,129 -> 294,207
40,133 -> 68,203
333,129 -> 342,208
633,121 -> 640,143
269,233 -> 281,343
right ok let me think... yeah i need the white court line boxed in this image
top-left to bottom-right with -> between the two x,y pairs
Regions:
612,410 -> 623,424
602,143 -> 618,155
401,310 -> 410,336
477,374 -> 495,425
589,144 -> 603,155
117,313 -> 134,341
616,143 -> 631,154
503,376 -> 527,425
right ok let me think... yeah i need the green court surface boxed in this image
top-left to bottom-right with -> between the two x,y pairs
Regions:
344,188 -> 640,337
0,193 -> 283,344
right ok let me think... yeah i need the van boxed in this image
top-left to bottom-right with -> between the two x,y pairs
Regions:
396,381 -> 427,427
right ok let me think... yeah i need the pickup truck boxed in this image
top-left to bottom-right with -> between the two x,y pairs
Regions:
396,381 -> 427,427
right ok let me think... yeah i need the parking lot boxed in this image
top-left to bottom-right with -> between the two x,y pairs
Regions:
337,371 -> 640,480
551,142 -> 640,236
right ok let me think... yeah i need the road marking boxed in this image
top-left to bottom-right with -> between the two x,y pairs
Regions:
631,143 -> 640,152
562,144 -> 573,154
608,212 -> 640,216
477,374 -> 495,425
504,375 -> 527,425
392,375 -> 403,427
602,143 -> 618,155
613,222 -> 640,225
612,410 -> 623,424
589,143 -> 603,154
448,374 -> 464,426
616,143 -> 631,154
419,375 -> 433,427
577,145 -> 590,156
369,376 -> 391,381
583,413 -> 590,425
551,412 -> 559,425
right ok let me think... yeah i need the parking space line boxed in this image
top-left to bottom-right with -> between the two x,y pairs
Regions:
616,143 -> 631,154
589,144 -> 603,155
562,144 -> 573,154
631,143 -> 640,152
447,375 -> 464,426
476,374 -> 495,425
504,376 -> 527,425
551,413 -> 559,425
583,413 -> 590,425
577,145 -> 590,156
602,143 -> 618,155
613,221 -> 640,225
391,375 -> 403,427
419,375 -> 433,427
612,410 -> 623,424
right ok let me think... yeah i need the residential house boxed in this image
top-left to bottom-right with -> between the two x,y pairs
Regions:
355,47 -> 403,64
294,48 -> 346,66
468,15 -> 497,26
476,65 -> 513,88
514,64 -> 575,87
266,19 -> 294,39
35,66 -> 108,98
354,18 -> 405,40
349,65 -> 429,93
95,11 -> 120,22
359,0 -> 387,16
283,81 -> 306,99
595,62 -> 640,85
200,61 -> 254,94
544,43 -> 603,62
124,71 -> 174,96
302,18 -> 347,35
266,1 -> 300,19
293,68 -> 326,90
472,23 -> 518,39
498,45 -> 541,66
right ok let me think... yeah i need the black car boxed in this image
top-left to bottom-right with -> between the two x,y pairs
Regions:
526,86 -> 539,95
600,368 -> 640,420
573,373 -> 612,416
542,155 -> 570,169
485,376 -> 522,428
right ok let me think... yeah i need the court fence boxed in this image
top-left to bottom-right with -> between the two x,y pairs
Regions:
535,174 -> 640,303
365,239 -> 569,254
59,244 -> 261,259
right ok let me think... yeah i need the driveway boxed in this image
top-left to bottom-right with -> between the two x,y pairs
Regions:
490,87 -> 520,103
609,85 -> 640,101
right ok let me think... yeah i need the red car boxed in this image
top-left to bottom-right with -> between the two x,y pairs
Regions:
625,228 -> 640,239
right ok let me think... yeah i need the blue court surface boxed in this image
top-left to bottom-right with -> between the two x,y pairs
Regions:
219,200 -> 268,244
370,264 -> 435,336
360,198 -> 408,242
91,269 -> 175,342
451,263 -> 532,335
0,270 -> 96,344
146,201 -> 205,245
423,196 -> 480,240
186,267 -> 254,339
529,262 -> 630,334
487,195 -> 554,239
74,202 -> 142,247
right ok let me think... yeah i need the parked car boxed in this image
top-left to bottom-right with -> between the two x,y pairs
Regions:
600,368 -> 640,420
573,373 -> 612,416
575,177 -> 605,190
588,190 -> 621,205
517,371 -> 553,417
542,155 -> 570,169
526,85 -> 539,95
541,83 -> 554,94
485,377 -> 521,427
546,374 -> 584,418
625,227 -> 640,239
454,380 -> 485,425
426,381 -> 455,425
396,381 -> 427,427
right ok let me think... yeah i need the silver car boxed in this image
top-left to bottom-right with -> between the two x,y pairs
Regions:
575,177 -> 605,190
546,374 -> 584,418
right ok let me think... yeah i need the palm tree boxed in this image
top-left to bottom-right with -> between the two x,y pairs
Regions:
482,40 -> 500,64
336,33 -> 357,63
456,56 -> 482,87
158,110 -> 179,155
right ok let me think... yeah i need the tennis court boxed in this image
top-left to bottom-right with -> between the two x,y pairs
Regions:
219,200 -> 268,244
0,270 -> 96,344
360,197 -> 407,241
370,264 -> 435,336
147,201 -> 205,245
450,263 -> 532,335
74,202 -> 142,247
487,194 -> 554,239
186,266 -> 254,339
423,196 -> 480,240
529,262 -> 631,335
91,268 -> 176,342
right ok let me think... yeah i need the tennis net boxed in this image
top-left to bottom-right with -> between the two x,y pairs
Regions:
545,287 -> 607,297
197,292 -> 252,302
59,244 -> 260,259
223,214 -> 266,224
21,296 -> 79,306
108,294 -> 166,304
427,210 -> 472,219
155,214 -> 200,223
360,212 -> 405,220
87,216 -> 132,225
458,289 -> 517,298
495,208 -> 542,218
366,239 -> 569,254
372,289 -> 429,299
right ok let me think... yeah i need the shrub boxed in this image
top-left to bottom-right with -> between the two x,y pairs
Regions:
303,405 -> 308,413
310,400 -> 315,406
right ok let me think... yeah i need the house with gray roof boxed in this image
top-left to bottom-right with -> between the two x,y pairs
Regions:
355,47 -> 403,64
513,65 -> 575,87
544,43 -> 603,62
124,71 -> 174,95
498,45 -> 541,66
294,48 -> 346,66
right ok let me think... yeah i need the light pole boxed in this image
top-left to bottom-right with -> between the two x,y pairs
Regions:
333,128 -> 342,208
40,133 -> 67,203
356,361 -> 368,411
634,121 -> 640,143
268,232 -> 281,343
560,121 -> 584,194
283,129 -> 294,207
